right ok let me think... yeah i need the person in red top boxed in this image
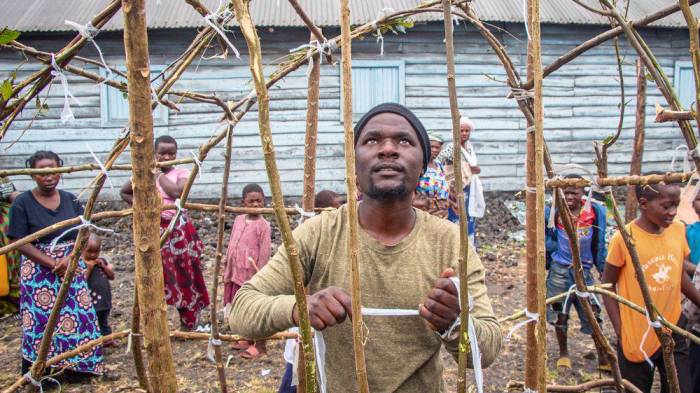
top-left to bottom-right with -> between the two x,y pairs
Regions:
121,135 -> 210,331
603,177 -> 700,393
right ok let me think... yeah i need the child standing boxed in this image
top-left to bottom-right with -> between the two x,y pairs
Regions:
82,233 -> 115,344
545,175 -> 608,372
683,191 -> 700,389
224,183 -> 271,359
603,179 -> 700,393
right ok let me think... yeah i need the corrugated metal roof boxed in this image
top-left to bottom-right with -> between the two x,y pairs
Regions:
0,0 -> 697,32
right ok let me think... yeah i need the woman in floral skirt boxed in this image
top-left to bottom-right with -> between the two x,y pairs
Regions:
8,151 -> 103,376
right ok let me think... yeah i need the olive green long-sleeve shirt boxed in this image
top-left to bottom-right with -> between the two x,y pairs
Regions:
229,205 -> 501,392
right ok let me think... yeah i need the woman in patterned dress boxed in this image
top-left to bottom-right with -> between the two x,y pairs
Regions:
413,132 -> 450,218
8,151 -> 103,376
120,135 -> 209,331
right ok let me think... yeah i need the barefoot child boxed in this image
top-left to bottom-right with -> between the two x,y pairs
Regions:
545,175 -> 609,372
603,178 -> 700,392
224,183 -> 271,359
82,233 -> 115,344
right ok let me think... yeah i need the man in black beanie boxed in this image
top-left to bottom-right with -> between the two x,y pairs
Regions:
230,102 -> 501,392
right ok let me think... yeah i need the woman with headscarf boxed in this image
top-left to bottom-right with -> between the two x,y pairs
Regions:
436,116 -> 485,245
413,132 -> 450,218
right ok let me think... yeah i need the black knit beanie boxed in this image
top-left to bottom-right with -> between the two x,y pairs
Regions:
353,102 -> 430,173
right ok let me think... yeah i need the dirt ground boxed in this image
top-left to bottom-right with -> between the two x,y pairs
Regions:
0,192 -> 618,392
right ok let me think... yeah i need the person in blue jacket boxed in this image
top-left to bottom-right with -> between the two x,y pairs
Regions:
545,174 -> 609,372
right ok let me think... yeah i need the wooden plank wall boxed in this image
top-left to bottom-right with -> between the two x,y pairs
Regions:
0,22 -> 692,200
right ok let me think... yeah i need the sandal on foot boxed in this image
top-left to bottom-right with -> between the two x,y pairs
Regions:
231,341 -> 251,350
556,357 -> 572,370
240,346 -> 266,359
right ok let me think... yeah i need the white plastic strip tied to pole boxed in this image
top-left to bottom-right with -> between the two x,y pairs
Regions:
300,277 -> 484,393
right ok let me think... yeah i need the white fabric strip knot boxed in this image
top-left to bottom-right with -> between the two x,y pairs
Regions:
561,284 -> 601,313
65,20 -> 112,85
189,151 -> 203,179
86,142 -> 115,193
640,312 -> 664,368
166,198 -> 187,234
204,9 -> 241,59
125,330 -> 142,355
23,371 -> 60,393
310,276 -> 483,393
50,54 -> 82,123
522,0 -> 531,40
49,215 -> 114,252
207,337 -> 223,363
371,7 -> 396,56
509,88 -> 534,101
294,203 -> 316,225
670,145 -> 691,173
505,309 -> 539,341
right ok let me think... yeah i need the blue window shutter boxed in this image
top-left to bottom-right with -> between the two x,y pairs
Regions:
348,60 -> 405,120
675,61 -> 695,110
100,66 -> 168,127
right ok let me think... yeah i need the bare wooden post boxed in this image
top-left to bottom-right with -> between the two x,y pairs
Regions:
302,31 -> 322,214
232,1 -> 318,391
529,0 -> 547,391
339,0 -> 370,391
123,0 -> 178,391
626,58 -> 646,223
130,288 -> 151,392
209,125 -> 235,393
441,2 -> 471,392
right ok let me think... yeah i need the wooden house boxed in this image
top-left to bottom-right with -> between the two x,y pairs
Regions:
1,0 -> 698,199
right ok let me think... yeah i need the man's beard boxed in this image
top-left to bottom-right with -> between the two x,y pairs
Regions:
364,180 -> 410,202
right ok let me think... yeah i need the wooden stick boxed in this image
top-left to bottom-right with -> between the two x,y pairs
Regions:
130,287 -> 151,392
545,171 -> 695,188
3,329 -> 301,393
232,2 -> 318,392
520,0 -> 700,90
442,2 -> 470,392
508,379 -> 643,393
553,190 -> 624,392
0,158 -> 195,177
209,124 -> 234,393
0,0 -> 123,139
0,204 -> 332,257
606,191 -> 681,393
287,0 -> 333,65
524,0 -> 541,390
529,1 -> 547,391
123,0 -> 178,390
626,59 -> 646,223
655,104 -> 696,123
301,31 -> 322,215
598,0 -> 699,170
499,284 -> 612,322
170,330 -> 298,341
339,0 -> 370,391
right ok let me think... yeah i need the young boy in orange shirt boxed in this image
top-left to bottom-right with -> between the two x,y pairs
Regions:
603,180 -> 700,393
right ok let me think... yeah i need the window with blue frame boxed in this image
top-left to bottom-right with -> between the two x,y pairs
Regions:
345,60 -> 405,120
100,66 -> 168,127
675,61 -> 696,110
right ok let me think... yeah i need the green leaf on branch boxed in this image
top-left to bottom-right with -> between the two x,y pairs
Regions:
0,27 -> 20,45
0,79 -> 11,101
601,135 -> 615,145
